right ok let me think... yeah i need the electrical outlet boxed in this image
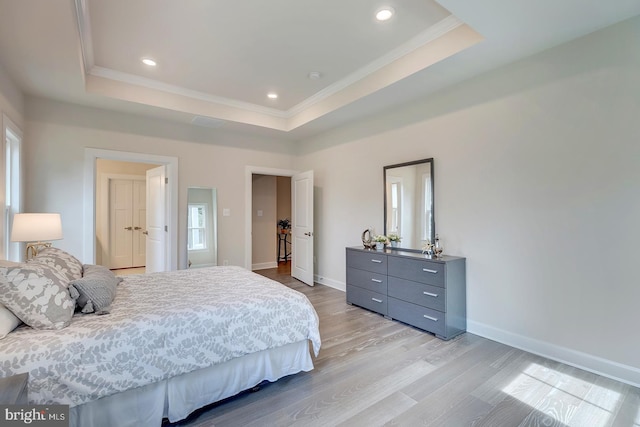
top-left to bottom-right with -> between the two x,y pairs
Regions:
223,260 -> 229,266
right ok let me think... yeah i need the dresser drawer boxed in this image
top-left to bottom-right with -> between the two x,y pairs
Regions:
346,249 -> 387,274
388,256 -> 444,287
346,285 -> 387,316
388,277 -> 445,312
347,267 -> 387,294
388,297 -> 445,337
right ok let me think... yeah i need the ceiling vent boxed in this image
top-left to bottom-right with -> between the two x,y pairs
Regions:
191,116 -> 226,128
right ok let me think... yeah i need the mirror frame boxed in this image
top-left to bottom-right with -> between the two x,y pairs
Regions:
383,158 -> 435,251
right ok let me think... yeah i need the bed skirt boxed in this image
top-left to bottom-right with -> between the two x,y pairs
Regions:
69,340 -> 314,427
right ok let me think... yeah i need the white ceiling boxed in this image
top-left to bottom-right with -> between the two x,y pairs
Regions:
0,0 -> 639,141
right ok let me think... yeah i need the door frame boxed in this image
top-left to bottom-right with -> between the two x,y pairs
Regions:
83,148 -> 178,270
244,166 -> 298,271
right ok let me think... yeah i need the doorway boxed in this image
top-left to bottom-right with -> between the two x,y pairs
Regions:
245,166 -> 314,286
95,159 -> 158,271
251,174 -> 291,271
83,149 -> 179,271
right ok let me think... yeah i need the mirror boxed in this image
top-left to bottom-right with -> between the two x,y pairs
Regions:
187,187 -> 218,268
384,158 -> 434,251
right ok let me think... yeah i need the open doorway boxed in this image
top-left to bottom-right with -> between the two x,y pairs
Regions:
83,149 -> 179,271
251,174 -> 291,271
95,159 -> 158,275
245,166 -> 314,286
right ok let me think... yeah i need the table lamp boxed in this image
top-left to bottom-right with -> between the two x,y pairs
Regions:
10,213 -> 63,260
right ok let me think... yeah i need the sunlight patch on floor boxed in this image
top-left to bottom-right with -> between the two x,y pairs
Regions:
502,363 -> 622,427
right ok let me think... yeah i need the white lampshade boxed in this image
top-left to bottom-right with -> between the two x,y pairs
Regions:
11,213 -> 63,242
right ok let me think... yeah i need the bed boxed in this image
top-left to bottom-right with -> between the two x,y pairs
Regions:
0,254 -> 321,427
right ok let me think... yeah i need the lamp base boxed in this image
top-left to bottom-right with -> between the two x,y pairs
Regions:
25,242 -> 52,260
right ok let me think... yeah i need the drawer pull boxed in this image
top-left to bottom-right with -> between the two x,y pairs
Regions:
372,298 -> 383,303
423,268 -> 438,274
371,278 -> 382,283
371,259 -> 383,263
423,291 -> 439,298
423,315 -> 439,322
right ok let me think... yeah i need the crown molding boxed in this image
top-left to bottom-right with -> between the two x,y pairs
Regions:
286,15 -> 464,116
74,0 -> 93,75
89,66 -> 289,118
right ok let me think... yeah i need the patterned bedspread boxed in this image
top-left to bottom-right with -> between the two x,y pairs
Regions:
0,266 -> 321,406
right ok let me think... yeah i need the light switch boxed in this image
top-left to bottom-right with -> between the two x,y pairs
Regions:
257,210 -> 263,217
223,208 -> 231,217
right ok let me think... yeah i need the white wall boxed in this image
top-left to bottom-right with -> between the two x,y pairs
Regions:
23,97 -> 295,268
297,17 -> 640,383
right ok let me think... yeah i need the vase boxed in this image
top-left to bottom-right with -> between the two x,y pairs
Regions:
375,242 -> 384,251
390,241 -> 398,248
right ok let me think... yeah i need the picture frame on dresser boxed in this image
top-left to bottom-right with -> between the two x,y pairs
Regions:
345,247 -> 466,340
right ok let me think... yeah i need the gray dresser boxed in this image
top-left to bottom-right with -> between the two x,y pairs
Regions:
346,247 -> 466,340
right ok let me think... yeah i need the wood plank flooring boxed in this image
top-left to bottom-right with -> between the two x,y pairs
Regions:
168,264 -> 640,427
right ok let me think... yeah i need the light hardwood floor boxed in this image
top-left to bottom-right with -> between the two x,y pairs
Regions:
168,264 -> 640,427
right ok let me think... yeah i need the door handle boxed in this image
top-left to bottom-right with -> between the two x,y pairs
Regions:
142,231 -> 148,235
304,232 -> 313,236
124,226 -> 133,231
134,226 -> 142,230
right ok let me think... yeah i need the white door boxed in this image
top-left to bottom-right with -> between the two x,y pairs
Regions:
291,170 -> 314,286
108,179 -> 146,269
146,165 -> 166,273
109,179 -> 134,269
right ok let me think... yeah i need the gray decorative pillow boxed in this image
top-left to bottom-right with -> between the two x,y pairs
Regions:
29,247 -> 83,282
69,264 -> 121,314
0,303 -> 22,339
0,264 -> 75,330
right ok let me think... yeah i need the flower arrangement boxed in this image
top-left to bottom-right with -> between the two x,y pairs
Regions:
386,234 -> 401,242
277,218 -> 291,231
372,235 -> 388,243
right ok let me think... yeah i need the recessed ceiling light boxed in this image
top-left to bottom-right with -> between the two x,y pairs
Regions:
376,7 -> 395,21
267,93 -> 278,99
142,58 -> 157,67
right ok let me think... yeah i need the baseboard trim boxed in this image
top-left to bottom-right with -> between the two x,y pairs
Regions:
468,320 -> 640,388
252,262 -> 278,271
314,275 -> 345,292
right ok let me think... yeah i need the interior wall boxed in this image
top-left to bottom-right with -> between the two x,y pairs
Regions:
297,16 -> 640,381
23,97 -> 295,268
251,174 -> 277,269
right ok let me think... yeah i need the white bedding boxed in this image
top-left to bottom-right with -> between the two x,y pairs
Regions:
0,266 -> 321,407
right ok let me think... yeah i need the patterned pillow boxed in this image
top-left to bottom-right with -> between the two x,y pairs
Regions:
29,247 -> 83,282
69,264 -> 121,314
0,264 -> 75,330
0,303 -> 21,339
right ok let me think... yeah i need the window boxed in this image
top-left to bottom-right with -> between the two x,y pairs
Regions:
3,115 -> 21,261
187,203 -> 207,251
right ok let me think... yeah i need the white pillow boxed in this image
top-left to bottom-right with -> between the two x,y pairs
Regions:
0,303 -> 22,339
